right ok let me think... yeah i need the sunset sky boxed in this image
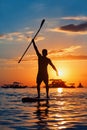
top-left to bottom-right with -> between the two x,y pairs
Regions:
0,0 -> 87,87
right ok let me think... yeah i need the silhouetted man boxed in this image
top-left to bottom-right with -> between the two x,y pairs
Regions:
32,39 -> 58,98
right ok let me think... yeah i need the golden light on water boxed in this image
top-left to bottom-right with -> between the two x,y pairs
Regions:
57,88 -> 63,93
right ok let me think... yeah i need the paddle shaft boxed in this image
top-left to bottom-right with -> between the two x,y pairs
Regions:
18,19 -> 45,63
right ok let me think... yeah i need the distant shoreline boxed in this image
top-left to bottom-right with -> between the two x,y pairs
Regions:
0,80 -> 85,89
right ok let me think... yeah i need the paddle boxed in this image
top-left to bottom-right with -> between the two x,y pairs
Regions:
18,19 -> 45,63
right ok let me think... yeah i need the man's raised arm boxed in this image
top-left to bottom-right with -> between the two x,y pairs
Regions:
32,39 -> 40,56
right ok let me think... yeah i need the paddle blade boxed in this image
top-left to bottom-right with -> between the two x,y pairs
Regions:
40,19 -> 45,28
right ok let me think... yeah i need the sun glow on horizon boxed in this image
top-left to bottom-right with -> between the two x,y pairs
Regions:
58,66 -> 70,79
50,66 -> 69,80
58,69 -> 64,77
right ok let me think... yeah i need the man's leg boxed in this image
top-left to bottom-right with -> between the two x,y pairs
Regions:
37,74 -> 42,98
46,83 -> 49,98
44,74 -> 49,98
37,82 -> 41,98
44,79 -> 49,98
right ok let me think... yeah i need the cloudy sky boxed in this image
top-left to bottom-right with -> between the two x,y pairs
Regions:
0,0 -> 87,86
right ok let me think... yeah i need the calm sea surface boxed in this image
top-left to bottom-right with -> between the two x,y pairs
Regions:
0,87 -> 87,130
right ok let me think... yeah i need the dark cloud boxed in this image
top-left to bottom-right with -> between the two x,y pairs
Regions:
60,22 -> 87,32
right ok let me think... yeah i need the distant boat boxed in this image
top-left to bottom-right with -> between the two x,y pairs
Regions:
1,82 -> 27,89
77,83 -> 84,88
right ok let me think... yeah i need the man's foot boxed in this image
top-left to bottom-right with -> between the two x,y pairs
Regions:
47,96 -> 49,99
36,96 -> 40,98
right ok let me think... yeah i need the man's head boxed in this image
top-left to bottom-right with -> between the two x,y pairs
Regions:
42,49 -> 48,57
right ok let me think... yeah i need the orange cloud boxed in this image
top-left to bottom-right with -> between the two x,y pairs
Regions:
17,45 -> 82,62
0,30 -> 33,41
0,30 -> 45,42
63,45 -> 81,53
48,45 -> 81,56
35,36 -> 45,42
50,54 -> 87,60
18,45 -> 83,61
61,16 -> 87,21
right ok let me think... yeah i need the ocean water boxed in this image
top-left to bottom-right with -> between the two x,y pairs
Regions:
0,87 -> 87,130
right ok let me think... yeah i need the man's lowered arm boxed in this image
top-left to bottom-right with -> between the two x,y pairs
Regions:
49,60 -> 58,76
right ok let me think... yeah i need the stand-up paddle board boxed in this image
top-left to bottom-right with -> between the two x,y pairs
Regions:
22,97 -> 56,103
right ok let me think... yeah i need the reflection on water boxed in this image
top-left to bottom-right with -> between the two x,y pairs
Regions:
57,88 -> 63,94
0,88 -> 87,130
35,100 -> 49,129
